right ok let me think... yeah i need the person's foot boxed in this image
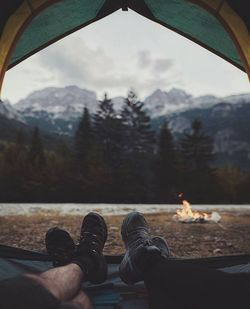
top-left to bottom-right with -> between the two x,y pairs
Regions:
119,212 -> 170,284
45,227 -> 75,267
151,236 -> 170,258
73,212 -> 108,284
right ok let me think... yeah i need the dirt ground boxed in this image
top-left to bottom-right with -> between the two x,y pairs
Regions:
1,211 -> 250,258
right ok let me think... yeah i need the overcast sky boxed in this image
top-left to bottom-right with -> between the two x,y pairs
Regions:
2,10 -> 249,104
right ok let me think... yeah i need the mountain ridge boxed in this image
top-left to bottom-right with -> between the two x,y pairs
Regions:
1,86 -> 250,169
1,85 -> 250,136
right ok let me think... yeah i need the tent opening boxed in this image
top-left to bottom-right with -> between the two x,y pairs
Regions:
0,3 -> 249,261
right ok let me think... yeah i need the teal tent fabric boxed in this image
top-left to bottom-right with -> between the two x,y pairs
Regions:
2,0 -> 249,72
144,0 -> 241,69
10,0 -> 106,67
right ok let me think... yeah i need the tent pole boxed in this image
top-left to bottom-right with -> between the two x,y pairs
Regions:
122,0 -> 128,11
189,0 -> 250,81
0,0 -> 61,97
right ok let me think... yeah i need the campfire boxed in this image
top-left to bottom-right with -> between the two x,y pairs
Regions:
173,194 -> 221,223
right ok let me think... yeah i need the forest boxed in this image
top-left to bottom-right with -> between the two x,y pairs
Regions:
0,90 -> 249,204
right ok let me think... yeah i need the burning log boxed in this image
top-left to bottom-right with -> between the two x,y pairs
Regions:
173,194 -> 221,223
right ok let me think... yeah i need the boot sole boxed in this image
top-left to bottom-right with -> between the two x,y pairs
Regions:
81,212 -> 108,284
81,212 -> 108,245
121,211 -> 149,242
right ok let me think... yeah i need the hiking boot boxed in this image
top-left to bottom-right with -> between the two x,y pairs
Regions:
73,212 -> 108,284
45,227 -> 75,267
119,212 -> 165,284
151,236 -> 170,258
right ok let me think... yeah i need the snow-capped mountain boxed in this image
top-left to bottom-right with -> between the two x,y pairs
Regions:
162,100 -> 250,169
14,86 -> 98,135
14,86 -> 250,121
15,86 -> 98,119
0,99 -> 25,122
144,88 -> 250,118
15,86 -> 221,126
2,85 -> 250,168
144,88 -> 194,116
4,85 -> 249,136
144,88 -> 224,117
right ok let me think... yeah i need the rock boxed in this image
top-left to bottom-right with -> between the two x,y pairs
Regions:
213,248 -> 222,254
214,236 -> 222,242
109,226 -> 119,231
51,220 -> 59,225
204,235 -> 211,241
210,212 -> 221,223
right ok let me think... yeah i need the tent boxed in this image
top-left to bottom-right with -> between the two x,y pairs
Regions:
0,0 -> 249,93
2,244 -> 250,308
0,0 -> 250,307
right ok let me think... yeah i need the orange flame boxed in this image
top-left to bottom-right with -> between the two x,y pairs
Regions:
174,194 -> 221,223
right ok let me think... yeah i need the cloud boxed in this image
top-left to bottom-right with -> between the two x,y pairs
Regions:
3,8 -> 250,104
152,58 -> 174,74
37,35 -> 115,87
137,50 -> 152,68
137,50 -> 174,74
3,35 -> 180,102
36,37 -> 179,97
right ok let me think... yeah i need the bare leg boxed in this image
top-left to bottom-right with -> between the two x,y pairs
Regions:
70,290 -> 93,309
60,290 -> 93,309
26,263 -> 89,303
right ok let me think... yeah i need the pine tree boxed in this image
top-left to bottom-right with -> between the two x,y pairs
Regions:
156,122 -> 178,202
29,127 -> 46,167
179,119 -> 215,202
16,129 -> 25,147
0,131 -> 29,202
121,90 -> 154,155
75,107 -> 93,161
120,90 -> 155,202
95,93 -> 116,122
93,93 -> 124,201
180,119 -> 214,171
94,93 -> 123,167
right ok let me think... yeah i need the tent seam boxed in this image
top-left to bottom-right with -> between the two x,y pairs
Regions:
216,0 -> 225,15
26,0 -> 35,13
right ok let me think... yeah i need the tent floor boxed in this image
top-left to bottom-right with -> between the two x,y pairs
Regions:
1,245 -> 250,308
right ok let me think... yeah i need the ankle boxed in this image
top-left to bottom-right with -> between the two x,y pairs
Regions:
71,255 -> 94,278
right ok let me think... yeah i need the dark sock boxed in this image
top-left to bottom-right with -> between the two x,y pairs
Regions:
72,255 -> 94,277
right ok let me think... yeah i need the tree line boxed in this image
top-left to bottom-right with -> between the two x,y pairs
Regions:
0,90 -> 250,204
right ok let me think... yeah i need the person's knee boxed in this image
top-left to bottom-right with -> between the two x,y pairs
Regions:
25,273 -> 62,300
71,290 -> 93,309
